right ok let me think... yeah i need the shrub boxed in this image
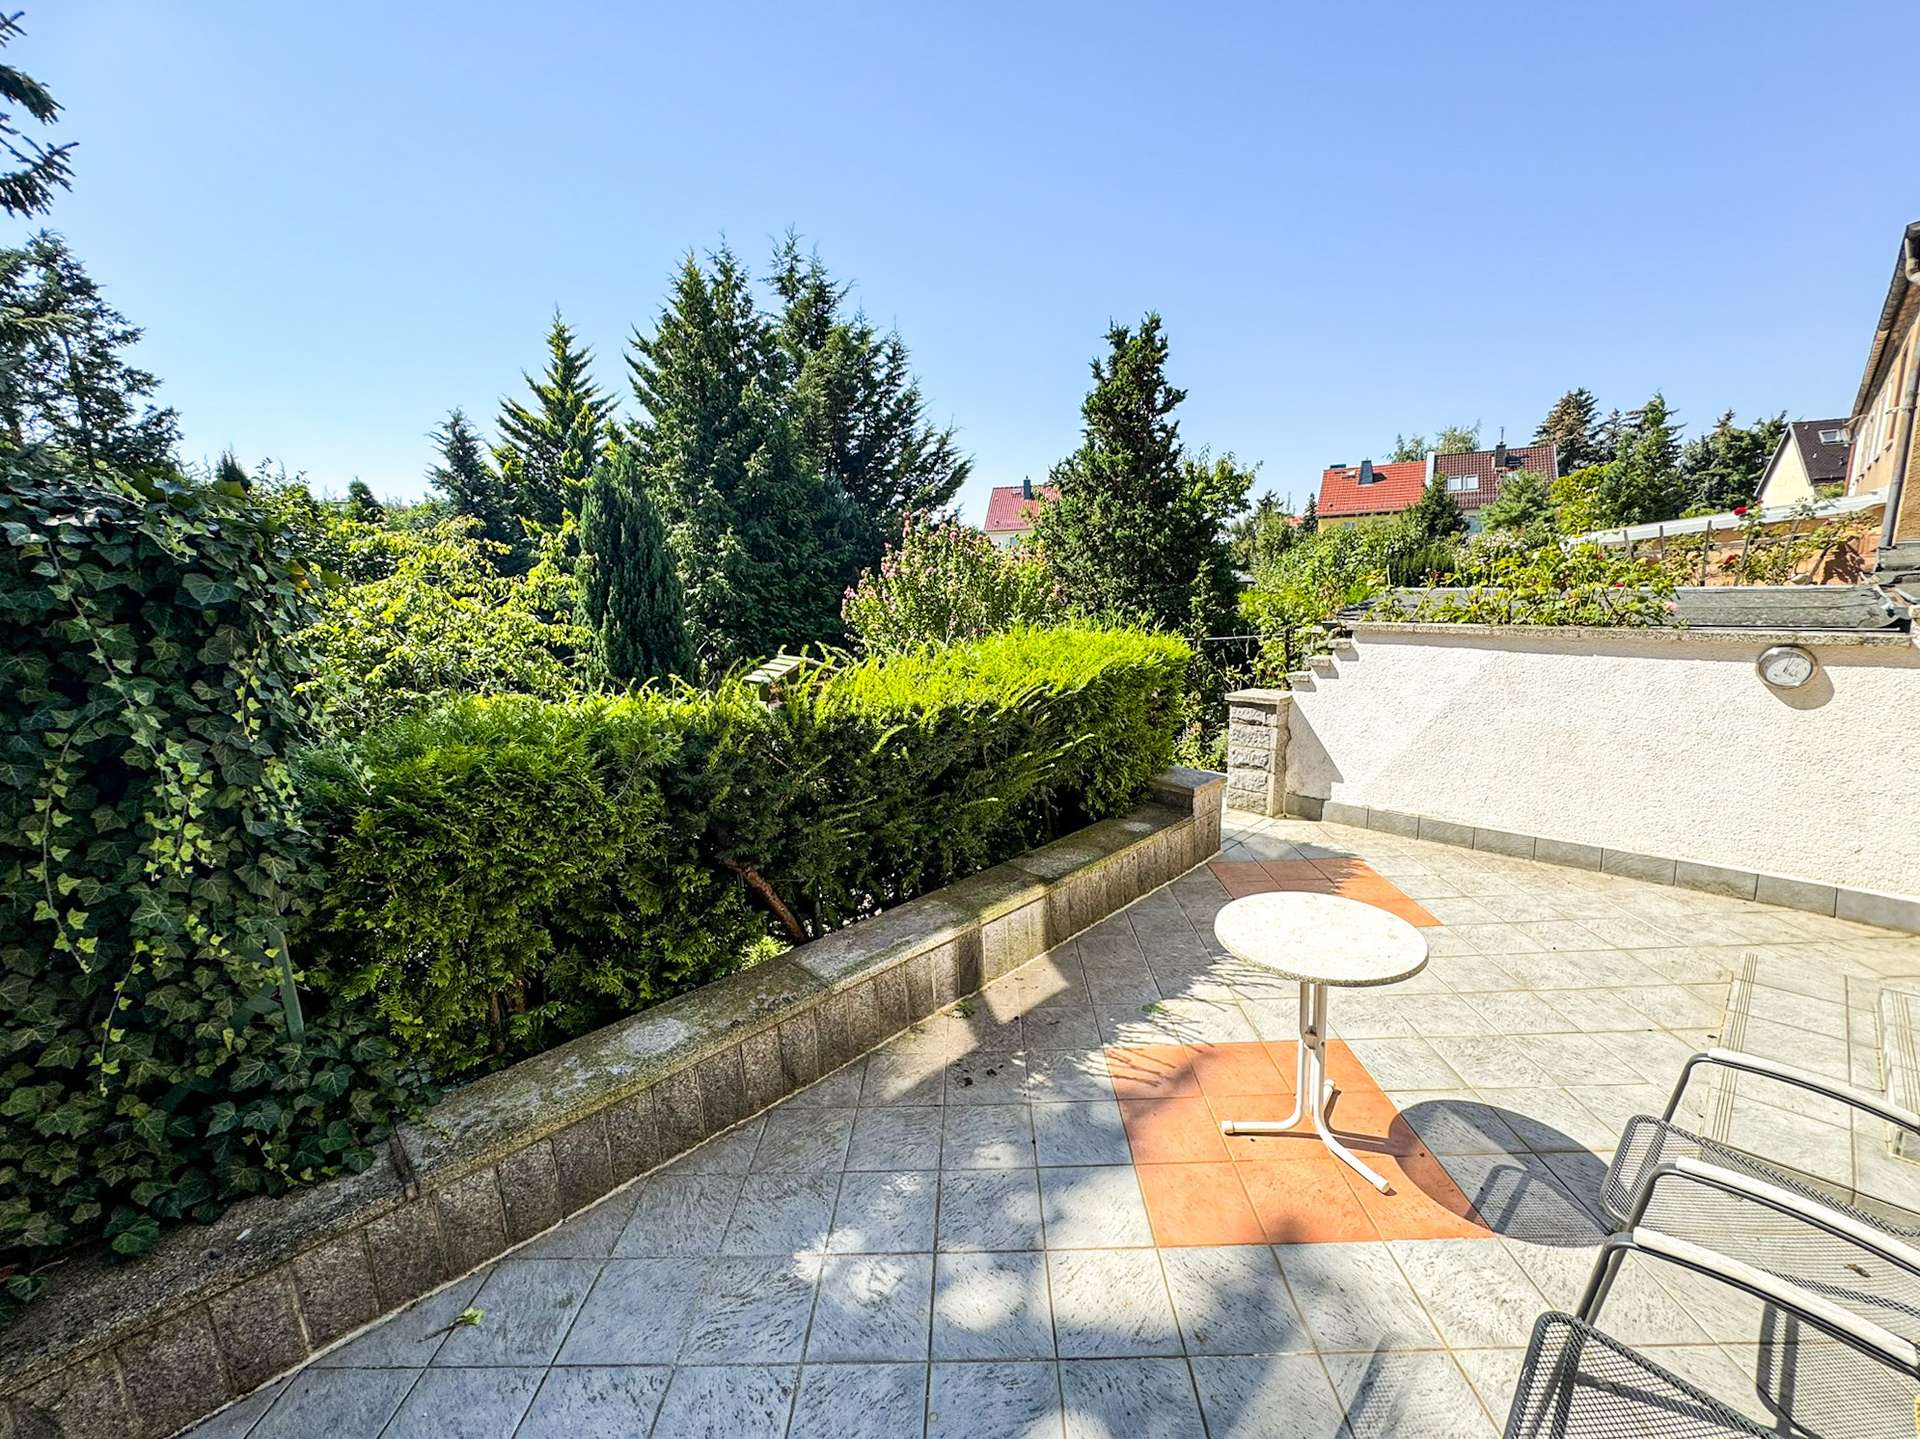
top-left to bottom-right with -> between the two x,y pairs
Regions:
298,517 -> 593,732
0,461 -> 427,1316
842,513 -> 1063,654
1380,541 -> 1677,626
300,626 -> 1187,1073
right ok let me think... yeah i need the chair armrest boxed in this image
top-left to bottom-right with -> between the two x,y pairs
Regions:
1662,1047 -> 1920,1134
1580,1226 -> 1920,1377
1636,1155 -> 1920,1277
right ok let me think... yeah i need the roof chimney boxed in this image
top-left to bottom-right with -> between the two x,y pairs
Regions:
1358,460 -> 1374,485
1494,441 -> 1508,469
1021,476 -> 1032,501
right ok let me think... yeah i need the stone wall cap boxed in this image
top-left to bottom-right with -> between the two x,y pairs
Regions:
1149,767 -> 1227,796
1224,688 -> 1293,704
1347,620 -> 1914,650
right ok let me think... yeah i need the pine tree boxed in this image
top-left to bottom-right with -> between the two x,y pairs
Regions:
0,15 -> 73,218
578,450 -> 692,682
0,232 -> 177,471
628,247 -> 860,665
1535,388 -> 1603,473
1300,494 -> 1319,535
1031,314 -> 1248,634
1678,410 -> 1787,512
345,479 -> 385,524
428,407 -> 520,557
771,236 -> 969,565
1480,469 -> 1554,533
1404,473 -> 1468,541
1597,391 -> 1685,524
494,313 -> 615,531
213,452 -> 250,489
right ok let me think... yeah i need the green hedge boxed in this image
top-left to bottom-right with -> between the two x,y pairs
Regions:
300,626 -> 1188,1073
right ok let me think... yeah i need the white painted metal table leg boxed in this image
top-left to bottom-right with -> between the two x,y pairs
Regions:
1217,980 -> 1392,1193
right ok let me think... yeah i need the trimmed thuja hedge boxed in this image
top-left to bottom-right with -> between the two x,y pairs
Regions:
298,626 -> 1189,1073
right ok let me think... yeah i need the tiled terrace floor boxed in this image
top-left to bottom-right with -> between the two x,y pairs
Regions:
187,812 -> 1920,1438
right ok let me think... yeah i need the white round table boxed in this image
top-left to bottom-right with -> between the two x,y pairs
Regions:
1213,891 -> 1429,1192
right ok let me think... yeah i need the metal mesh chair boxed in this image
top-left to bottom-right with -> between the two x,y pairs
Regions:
1507,1313 -> 1771,1438
1509,1227 -> 1920,1439
1601,1048 -> 1920,1240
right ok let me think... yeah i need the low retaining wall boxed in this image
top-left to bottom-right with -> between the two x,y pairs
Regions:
1233,623 -> 1920,932
0,769 -> 1223,1439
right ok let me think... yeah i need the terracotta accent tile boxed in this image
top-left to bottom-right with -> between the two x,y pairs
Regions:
1188,1043 -> 1291,1098
1256,860 -> 1331,882
1207,1093 -> 1317,1160
1321,1088 -> 1422,1156
1339,1147 -> 1490,1241
1105,1044 -> 1199,1099
1208,861 -> 1272,886
1307,856 -> 1370,883
1219,875 -> 1279,899
1320,1042 -> 1386,1095
1239,1156 -> 1380,1243
1136,1162 -> 1266,1247
1119,1097 -> 1231,1163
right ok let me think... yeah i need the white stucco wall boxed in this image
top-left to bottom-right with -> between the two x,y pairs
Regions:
1286,625 -> 1920,898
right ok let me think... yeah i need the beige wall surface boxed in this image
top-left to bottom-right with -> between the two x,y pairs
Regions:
1286,626 -> 1920,898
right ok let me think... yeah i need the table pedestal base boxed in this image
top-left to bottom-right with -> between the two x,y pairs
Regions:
1218,980 -> 1391,1193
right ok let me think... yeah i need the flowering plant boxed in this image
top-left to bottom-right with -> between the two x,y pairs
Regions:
842,513 -> 1066,654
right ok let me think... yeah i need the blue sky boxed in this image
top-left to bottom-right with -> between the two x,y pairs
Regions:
24,1 -> 1916,520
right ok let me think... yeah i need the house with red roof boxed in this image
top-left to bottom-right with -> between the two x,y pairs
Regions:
1315,441 -> 1558,531
983,480 -> 1058,547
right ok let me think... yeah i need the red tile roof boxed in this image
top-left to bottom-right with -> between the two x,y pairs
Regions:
984,483 -> 1058,533
1315,460 -> 1429,518
1432,442 -> 1559,511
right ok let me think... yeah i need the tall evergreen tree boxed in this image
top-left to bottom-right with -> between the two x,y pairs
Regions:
345,478 -> 385,524
1404,473 -> 1468,541
1678,409 -> 1787,512
428,407 -> 520,556
1480,469 -> 1554,533
578,450 -> 692,682
1299,494 -> 1319,534
628,247 -> 860,665
0,232 -> 177,471
1597,391 -> 1685,524
494,313 -> 614,530
1535,387 -> 1603,473
0,14 -> 72,218
770,236 -> 969,564
1031,314 -> 1248,634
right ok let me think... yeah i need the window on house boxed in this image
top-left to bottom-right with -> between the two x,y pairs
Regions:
1817,427 -> 1847,444
1447,474 -> 1475,492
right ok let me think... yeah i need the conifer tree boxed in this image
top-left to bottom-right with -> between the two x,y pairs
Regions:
578,450 -> 691,682
1536,387 -> 1603,473
1678,410 -> 1787,511
0,14 -> 73,219
1300,494 -> 1319,534
494,313 -> 614,530
770,236 -> 969,564
0,232 -> 177,471
428,407 -> 520,556
628,247 -> 860,665
1404,473 -> 1468,541
1597,391 -> 1685,524
1480,469 -> 1554,533
1031,314 -> 1248,634
345,478 -> 385,524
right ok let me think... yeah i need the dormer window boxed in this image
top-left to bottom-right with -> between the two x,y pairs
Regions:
1817,427 -> 1847,444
